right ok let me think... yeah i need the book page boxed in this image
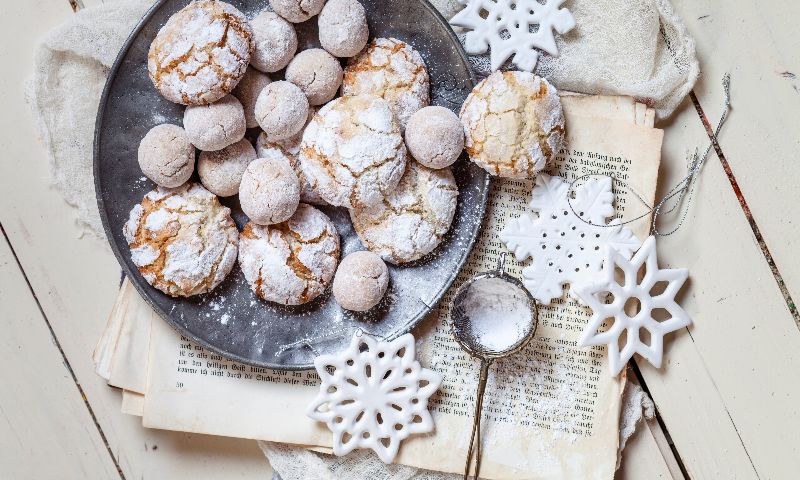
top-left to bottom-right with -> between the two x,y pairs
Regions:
137,98 -> 662,479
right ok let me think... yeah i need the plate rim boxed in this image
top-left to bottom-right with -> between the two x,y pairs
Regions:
93,0 -> 488,370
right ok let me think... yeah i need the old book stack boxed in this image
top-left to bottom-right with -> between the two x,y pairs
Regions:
94,94 -> 663,479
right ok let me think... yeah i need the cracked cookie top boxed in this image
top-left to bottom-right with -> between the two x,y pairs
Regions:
256,107 -> 327,205
342,38 -> 430,131
239,204 -> 340,305
137,124 -> 195,188
123,183 -> 239,297
299,95 -> 407,209
148,0 -> 253,105
269,0 -> 325,23
459,71 -> 565,179
350,161 -> 458,265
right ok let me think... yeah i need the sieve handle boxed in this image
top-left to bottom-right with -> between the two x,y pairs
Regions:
464,358 -> 493,480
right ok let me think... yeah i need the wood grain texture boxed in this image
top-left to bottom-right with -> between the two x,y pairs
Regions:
0,0 -> 273,478
672,0 -> 800,315
0,232 -> 121,478
637,88 -> 800,479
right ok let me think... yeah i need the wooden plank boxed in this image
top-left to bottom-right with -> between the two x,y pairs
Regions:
0,231 -> 121,478
634,86 -> 800,479
670,0 -> 800,314
0,0 -> 273,478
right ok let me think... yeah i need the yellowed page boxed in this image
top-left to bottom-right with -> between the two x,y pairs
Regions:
392,116 -> 663,479
121,390 -> 145,417
108,284 -> 155,394
139,103 -> 662,479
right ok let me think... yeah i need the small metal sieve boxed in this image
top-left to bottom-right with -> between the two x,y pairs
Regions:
449,253 -> 538,480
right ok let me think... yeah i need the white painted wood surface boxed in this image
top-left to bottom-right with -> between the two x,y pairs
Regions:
0,0 -> 798,478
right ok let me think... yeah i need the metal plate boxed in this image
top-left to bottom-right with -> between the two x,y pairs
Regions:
94,0 -> 488,370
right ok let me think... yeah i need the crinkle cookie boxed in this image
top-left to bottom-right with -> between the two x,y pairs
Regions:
183,94 -> 247,152
332,250 -> 389,312
318,0 -> 369,58
138,124 -> 195,188
459,71 -> 565,179
350,161 -> 458,264
342,38 -> 430,130
123,183 -> 238,297
239,155 -> 301,225
256,108 -> 326,205
239,204 -> 340,305
148,0 -> 253,105
269,0 -> 325,23
197,138 -> 257,197
299,95 -> 407,209
249,10 -> 297,73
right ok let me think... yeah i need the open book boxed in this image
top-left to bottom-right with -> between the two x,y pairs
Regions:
94,94 -> 662,479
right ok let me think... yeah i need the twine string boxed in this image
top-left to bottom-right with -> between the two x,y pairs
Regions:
566,74 -> 732,236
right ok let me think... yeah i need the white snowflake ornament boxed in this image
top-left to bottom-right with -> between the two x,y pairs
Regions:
573,236 -> 691,376
499,174 -> 641,304
450,0 -> 576,72
306,333 -> 442,463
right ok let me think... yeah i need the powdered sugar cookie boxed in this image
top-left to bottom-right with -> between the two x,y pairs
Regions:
299,95 -> 406,208
197,138 -> 256,197
255,81 -> 310,142
285,49 -> 343,106
332,250 -> 388,312
183,94 -> 247,152
350,161 -> 458,264
249,10 -> 298,73
138,124 -> 195,188
460,71 -> 565,179
269,0 -> 325,23
239,156 -> 300,225
148,1 -> 253,105
123,183 -> 238,297
342,38 -> 430,130
318,0 -> 369,58
256,109 -> 327,205
239,204 -> 340,305
405,106 -> 464,169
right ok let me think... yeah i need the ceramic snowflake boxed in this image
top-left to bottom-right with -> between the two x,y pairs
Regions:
306,333 -> 442,463
450,0 -> 576,72
499,174 -> 641,305
573,236 -> 691,376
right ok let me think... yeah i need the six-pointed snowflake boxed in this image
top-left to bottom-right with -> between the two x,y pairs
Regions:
500,174 -> 641,304
572,236 -> 691,375
306,333 -> 442,463
450,0 -> 576,72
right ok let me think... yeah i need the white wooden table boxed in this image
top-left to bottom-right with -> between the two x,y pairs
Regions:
2,0 -> 798,478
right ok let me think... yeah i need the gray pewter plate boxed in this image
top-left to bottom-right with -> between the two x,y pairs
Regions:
94,0 -> 488,370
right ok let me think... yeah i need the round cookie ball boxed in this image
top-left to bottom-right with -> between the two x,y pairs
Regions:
255,81 -> 310,142
269,0 -> 325,23
233,68 -> 272,129
285,49 -> 343,106
300,95 -> 407,209
318,0 -> 369,58
183,95 -> 247,151
239,204 -> 340,305
249,10 -> 298,73
138,124 -> 195,188
460,71 -> 565,179
405,106 -> 464,169
342,38 -> 430,130
239,155 -> 301,225
256,108 -> 328,205
148,1 -> 253,105
197,139 -> 257,197
123,183 -> 239,297
333,251 -> 389,312
350,161 -> 458,265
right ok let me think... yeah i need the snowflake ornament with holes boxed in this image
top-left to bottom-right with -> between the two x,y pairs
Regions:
573,236 -> 691,376
306,333 -> 442,463
450,0 -> 575,72
499,174 -> 641,305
